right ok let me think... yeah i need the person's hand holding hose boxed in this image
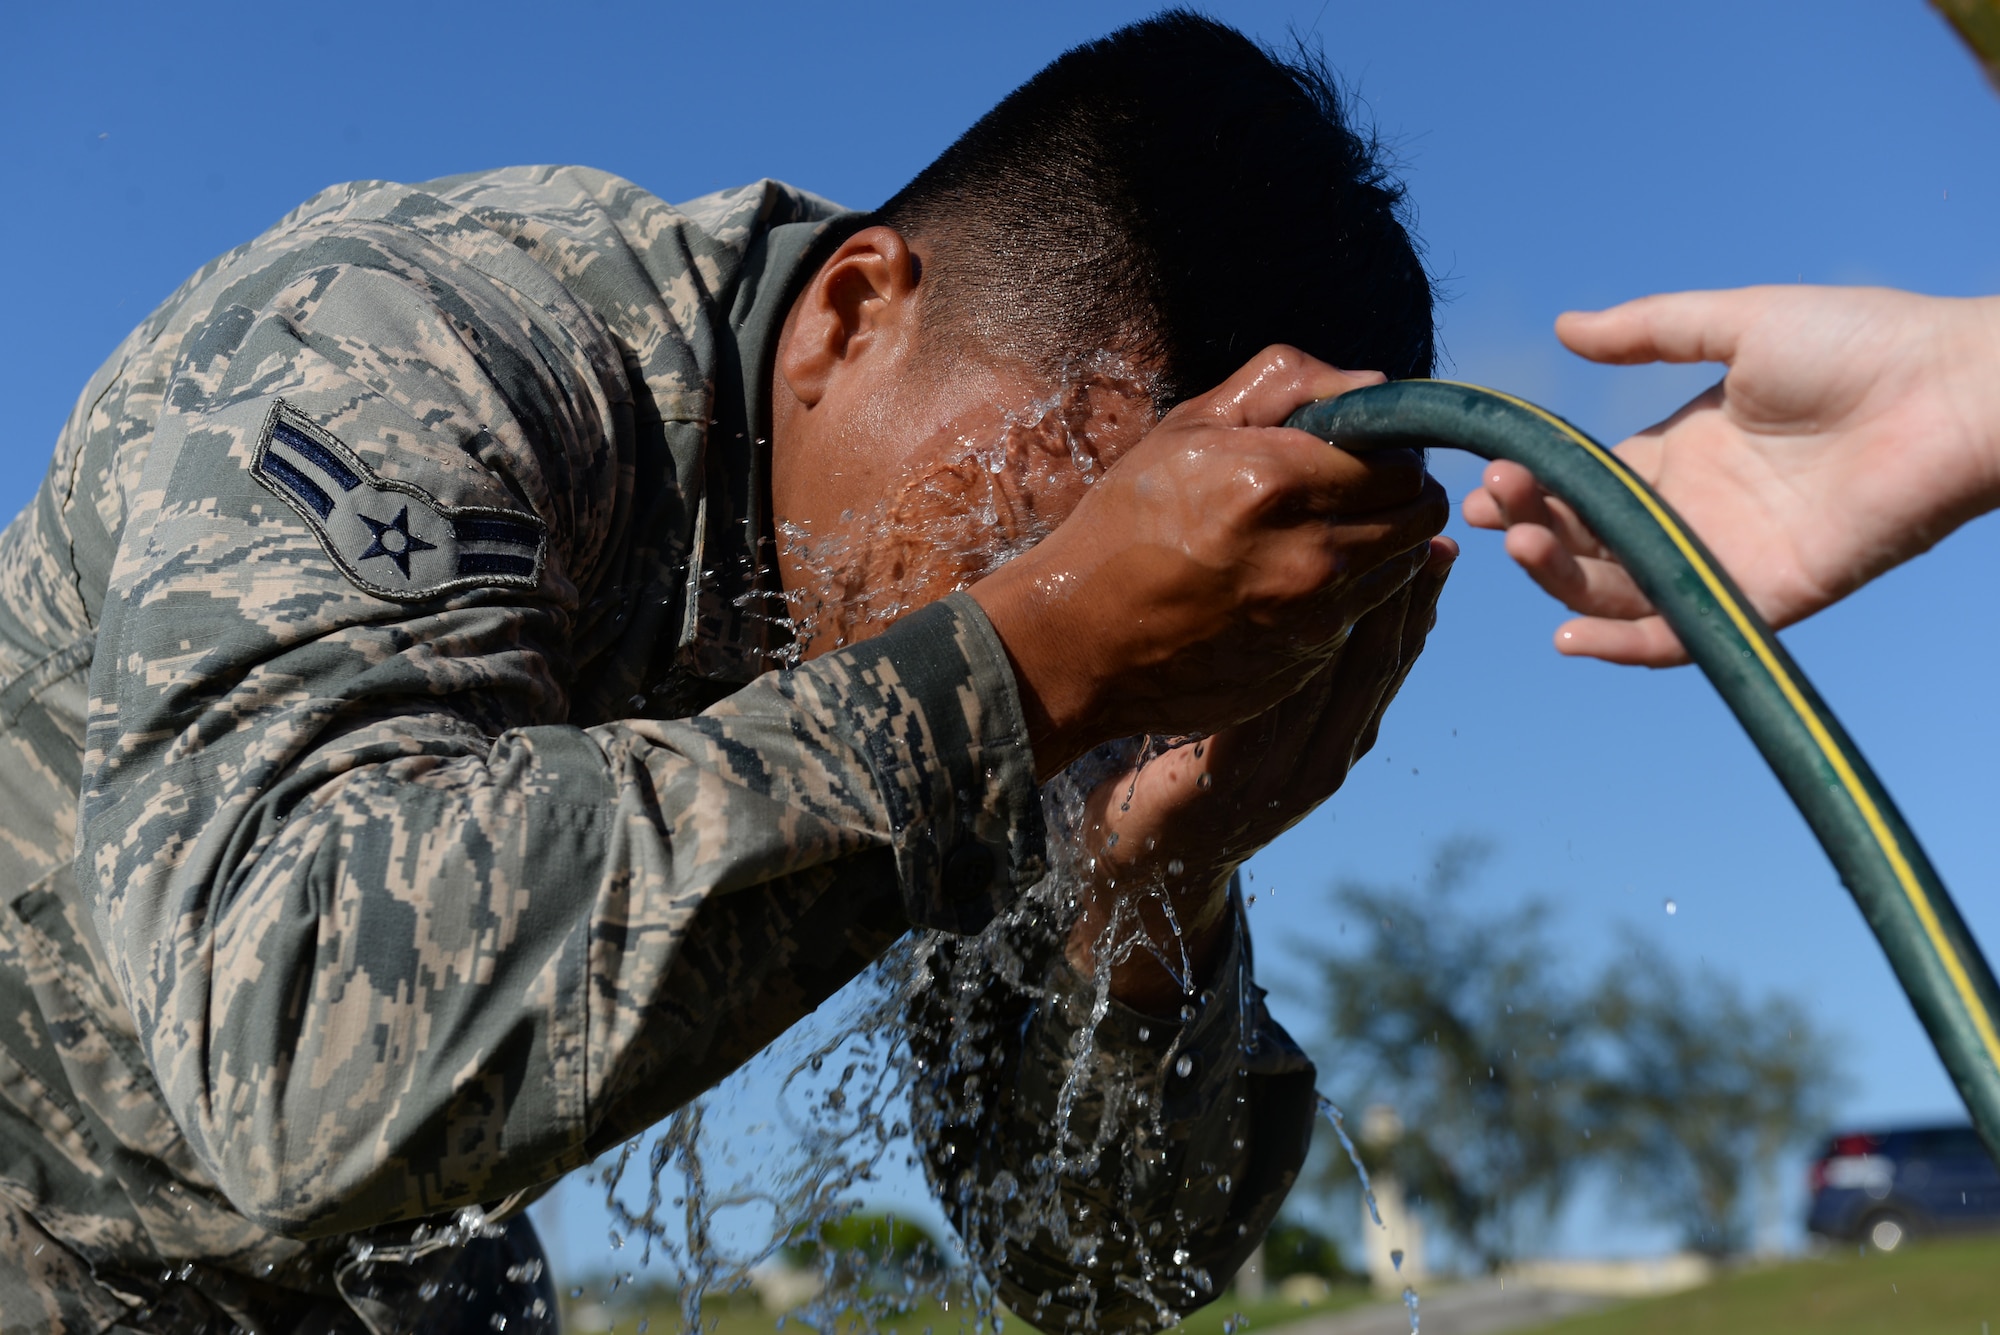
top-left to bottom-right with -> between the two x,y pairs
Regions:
975,345 -> 1448,774
1464,286 -> 2000,664
972,345 -> 1451,1010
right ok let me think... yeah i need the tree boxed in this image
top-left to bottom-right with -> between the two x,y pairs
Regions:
1587,938 -> 1841,1254
780,1210 -> 948,1290
1298,839 -> 1841,1264
1301,839 -> 1600,1269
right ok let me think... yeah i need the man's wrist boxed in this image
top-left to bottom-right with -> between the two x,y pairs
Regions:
1963,296 -> 2000,504
969,563 -> 1100,781
1066,864 -> 1235,1015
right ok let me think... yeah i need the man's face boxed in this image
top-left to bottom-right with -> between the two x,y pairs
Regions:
769,228 -> 1157,660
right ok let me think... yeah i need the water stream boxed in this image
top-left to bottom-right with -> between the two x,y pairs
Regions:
554,357 -> 1413,1335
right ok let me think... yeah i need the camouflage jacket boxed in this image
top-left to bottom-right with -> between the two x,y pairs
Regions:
0,167 -> 1315,1333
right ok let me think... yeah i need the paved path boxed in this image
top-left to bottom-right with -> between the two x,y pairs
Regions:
1283,1282 -> 1609,1335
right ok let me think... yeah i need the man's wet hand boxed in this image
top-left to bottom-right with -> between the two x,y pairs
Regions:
1062,536 -> 1453,1011
970,345 -> 1449,780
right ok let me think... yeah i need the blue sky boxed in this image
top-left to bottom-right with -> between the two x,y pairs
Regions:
8,0 -> 2000,1281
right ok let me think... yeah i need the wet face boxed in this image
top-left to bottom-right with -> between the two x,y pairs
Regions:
769,226 -> 1157,659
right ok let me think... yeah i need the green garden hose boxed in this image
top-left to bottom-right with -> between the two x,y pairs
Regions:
1288,379 -> 2000,1159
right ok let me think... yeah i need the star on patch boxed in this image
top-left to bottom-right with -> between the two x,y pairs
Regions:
356,505 -> 437,577
250,399 -> 549,601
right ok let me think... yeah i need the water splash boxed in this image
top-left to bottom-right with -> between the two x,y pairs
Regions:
1314,1096 -> 1382,1229
1315,1098 -> 1419,1335
555,352 -> 1266,1335
764,351 -> 1158,664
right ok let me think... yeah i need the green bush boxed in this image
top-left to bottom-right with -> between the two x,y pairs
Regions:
780,1210 -> 948,1285
1261,1219 -> 1346,1281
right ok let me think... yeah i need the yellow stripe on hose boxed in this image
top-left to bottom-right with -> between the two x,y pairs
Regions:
1444,380 -> 2000,1075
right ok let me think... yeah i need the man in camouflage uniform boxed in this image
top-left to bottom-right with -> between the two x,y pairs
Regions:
0,15 -> 1449,1333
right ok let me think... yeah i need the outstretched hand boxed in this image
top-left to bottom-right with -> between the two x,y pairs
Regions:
1463,286 -> 2000,666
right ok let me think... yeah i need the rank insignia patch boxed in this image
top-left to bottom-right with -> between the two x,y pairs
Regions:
251,400 -> 548,601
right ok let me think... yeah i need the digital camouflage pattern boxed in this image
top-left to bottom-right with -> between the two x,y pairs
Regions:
0,166 -> 1315,1333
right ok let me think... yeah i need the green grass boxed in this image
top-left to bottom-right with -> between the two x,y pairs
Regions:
1513,1234 -> 2000,1335
560,1280 -> 1371,1335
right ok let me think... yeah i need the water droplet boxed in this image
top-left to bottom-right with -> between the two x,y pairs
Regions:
1166,858 -> 1185,876
1175,1056 -> 1194,1078
1664,898 -> 1678,915
1195,774 -> 1212,791
1391,1249 -> 1404,1272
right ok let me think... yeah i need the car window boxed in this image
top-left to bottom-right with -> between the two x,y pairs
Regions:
1906,1128 -> 1987,1159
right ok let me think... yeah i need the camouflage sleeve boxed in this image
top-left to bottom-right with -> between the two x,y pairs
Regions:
914,890 -> 1318,1334
77,221 -> 1045,1239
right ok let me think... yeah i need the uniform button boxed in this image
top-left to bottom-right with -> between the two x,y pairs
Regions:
942,843 -> 996,902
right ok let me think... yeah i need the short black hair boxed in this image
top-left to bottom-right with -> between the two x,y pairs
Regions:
874,10 -> 1435,406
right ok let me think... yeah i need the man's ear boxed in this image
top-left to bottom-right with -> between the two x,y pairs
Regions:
777,226 -> 924,409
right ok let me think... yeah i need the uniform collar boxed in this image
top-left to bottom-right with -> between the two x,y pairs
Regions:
676,212 -> 864,683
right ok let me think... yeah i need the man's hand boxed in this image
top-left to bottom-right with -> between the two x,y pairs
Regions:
1065,537 -> 1454,1013
972,345 -> 1449,776
1464,286 -> 2000,666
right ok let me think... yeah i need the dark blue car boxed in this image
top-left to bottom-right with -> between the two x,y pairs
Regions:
1806,1124 -> 2000,1252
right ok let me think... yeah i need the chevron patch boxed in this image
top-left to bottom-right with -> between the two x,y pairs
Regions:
251,400 -> 548,601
